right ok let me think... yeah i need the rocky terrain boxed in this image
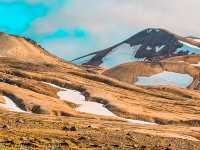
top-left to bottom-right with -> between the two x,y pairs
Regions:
72,28 -> 200,68
0,32 -> 200,149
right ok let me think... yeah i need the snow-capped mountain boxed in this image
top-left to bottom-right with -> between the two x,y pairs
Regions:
72,28 -> 200,68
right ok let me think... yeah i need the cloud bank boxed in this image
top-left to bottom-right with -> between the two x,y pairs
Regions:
1,0 -> 200,60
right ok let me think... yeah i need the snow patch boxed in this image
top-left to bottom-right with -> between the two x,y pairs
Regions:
192,62 -> 200,67
147,29 -> 153,33
146,46 -> 152,50
155,29 -> 160,32
43,82 -> 85,105
101,43 -> 143,68
0,96 -> 25,112
58,90 -> 85,105
45,82 -> 156,125
43,82 -> 66,90
76,101 -> 116,117
147,29 -> 160,33
155,45 -> 165,52
135,71 -> 193,88
176,41 -> 200,55
179,41 -> 200,49
126,119 -> 156,125
58,89 -> 116,116
44,82 -> 114,116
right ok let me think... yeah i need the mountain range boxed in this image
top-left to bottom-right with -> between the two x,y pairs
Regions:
0,30 -> 200,149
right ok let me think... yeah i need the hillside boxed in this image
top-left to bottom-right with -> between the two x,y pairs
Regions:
103,60 -> 199,85
0,33 -> 200,149
0,32 -> 80,71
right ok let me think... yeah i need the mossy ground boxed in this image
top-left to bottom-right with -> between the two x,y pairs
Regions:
0,112 -> 199,150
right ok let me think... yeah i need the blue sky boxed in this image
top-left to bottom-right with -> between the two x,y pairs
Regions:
0,0 -> 200,60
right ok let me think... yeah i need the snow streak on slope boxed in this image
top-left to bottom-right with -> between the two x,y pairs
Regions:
135,71 -> 193,88
44,82 -> 156,125
101,43 -> 143,68
72,54 -> 96,65
192,62 -> 200,67
43,82 -> 66,90
176,41 -> 200,54
0,96 -> 25,112
155,45 -> 165,52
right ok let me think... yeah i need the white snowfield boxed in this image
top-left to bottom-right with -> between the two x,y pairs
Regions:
101,43 -> 143,68
100,43 -> 166,68
44,82 -> 156,125
0,96 -> 25,112
135,71 -> 193,88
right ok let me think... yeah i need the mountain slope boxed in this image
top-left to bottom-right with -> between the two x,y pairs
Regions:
1,32 -> 200,149
72,28 -> 200,68
0,33 -> 79,69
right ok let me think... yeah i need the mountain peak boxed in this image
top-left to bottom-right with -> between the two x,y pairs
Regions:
72,28 -> 200,68
137,28 -> 174,35
143,28 -> 162,33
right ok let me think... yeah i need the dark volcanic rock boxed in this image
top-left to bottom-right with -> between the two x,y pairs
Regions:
72,28 -> 200,67
130,29 -> 182,58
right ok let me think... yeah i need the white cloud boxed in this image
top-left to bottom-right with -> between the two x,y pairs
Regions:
32,0 -> 200,35
29,0 -> 200,59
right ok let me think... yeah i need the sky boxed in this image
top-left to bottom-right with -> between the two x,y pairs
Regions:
0,0 -> 200,60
